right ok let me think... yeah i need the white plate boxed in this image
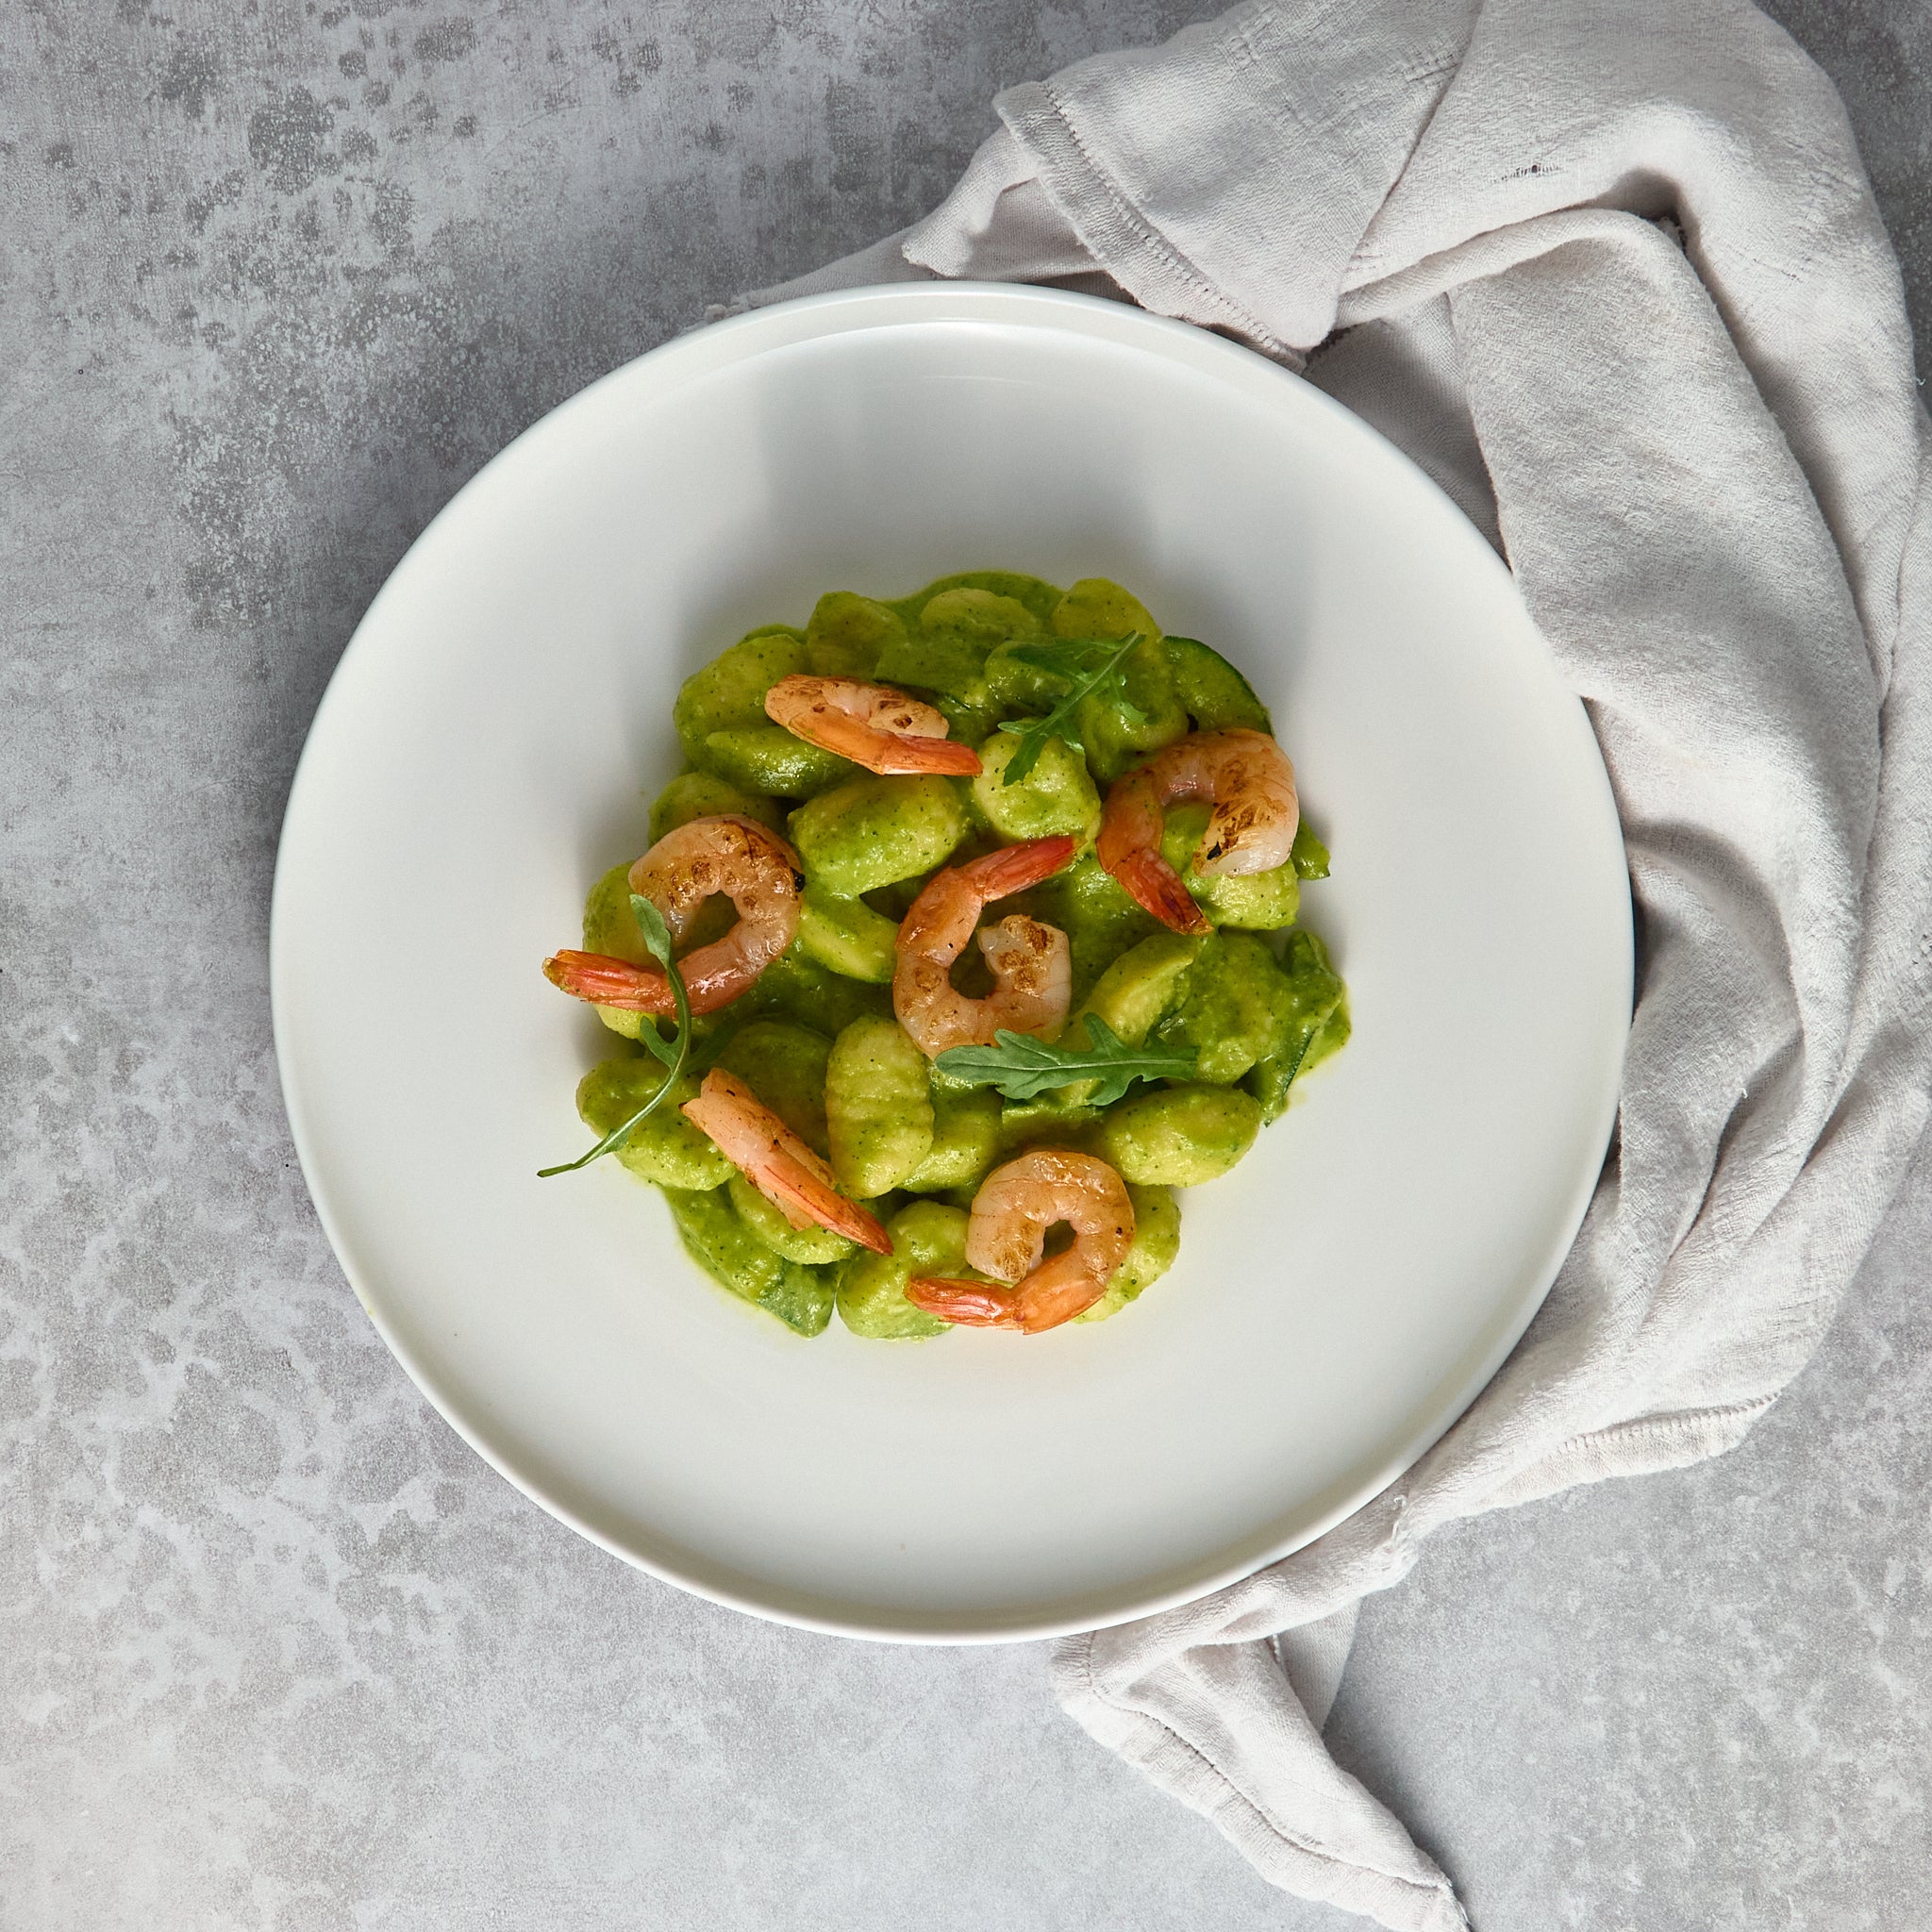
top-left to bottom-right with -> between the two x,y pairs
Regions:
273,283 -> 1629,1642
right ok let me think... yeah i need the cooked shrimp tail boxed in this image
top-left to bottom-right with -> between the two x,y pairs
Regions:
765,674 -> 983,776
1096,728 -> 1297,934
542,950 -> 678,1013
953,835 -> 1078,901
1106,847 -> 1211,937
682,1069 -> 892,1254
543,813 -> 803,1017
901,1277 -> 1024,1329
905,1148 -> 1135,1333
892,835 -> 1077,1058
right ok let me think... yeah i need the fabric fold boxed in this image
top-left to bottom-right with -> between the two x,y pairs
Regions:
728,2 -> 1932,1923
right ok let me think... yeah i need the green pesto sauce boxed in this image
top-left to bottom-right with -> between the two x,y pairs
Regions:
569,573 -> 1348,1337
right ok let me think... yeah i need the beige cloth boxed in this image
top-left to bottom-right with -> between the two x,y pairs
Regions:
735,2 -> 1932,1923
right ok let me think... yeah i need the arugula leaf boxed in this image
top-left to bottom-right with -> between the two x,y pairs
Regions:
626,896 -> 683,1069
1001,634 -> 1140,678
995,632 -> 1145,786
933,1012 -> 1196,1108
539,893 -> 693,1177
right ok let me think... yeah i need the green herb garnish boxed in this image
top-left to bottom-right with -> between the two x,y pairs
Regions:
933,1013 -> 1196,1107
996,632 -> 1146,785
539,894 -> 692,1177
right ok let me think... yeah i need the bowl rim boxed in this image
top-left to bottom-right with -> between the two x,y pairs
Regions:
272,279 -> 1630,1644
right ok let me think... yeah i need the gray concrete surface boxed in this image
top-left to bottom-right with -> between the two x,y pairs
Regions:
2,2 -> 1927,1928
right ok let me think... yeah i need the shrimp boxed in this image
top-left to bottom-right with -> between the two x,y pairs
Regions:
682,1069 -> 891,1254
1096,728 -> 1299,935
892,836 -> 1076,1058
764,674 -> 983,776
543,814 -> 803,1017
905,1149 -> 1135,1333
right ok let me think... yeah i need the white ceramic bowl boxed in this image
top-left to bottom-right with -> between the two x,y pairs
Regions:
273,283 -> 1629,1641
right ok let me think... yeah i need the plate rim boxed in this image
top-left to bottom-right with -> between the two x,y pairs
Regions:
271,279 -> 1631,1644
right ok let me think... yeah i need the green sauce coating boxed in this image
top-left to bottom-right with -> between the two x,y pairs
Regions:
929,691 -> 1006,748
647,770 -> 784,844
982,637 -> 1068,715
796,887 -> 899,984
714,1020 -> 833,1154
859,871 -> 937,923
891,570 -> 1063,625
1012,849 -> 1161,1003
1158,931 -> 1298,1085
578,861 -> 659,1043
806,591 -> 905,680
582,861 -> 655,962
1097,1083 -> 1262,1186
698,727 -> 854,799
835,1199 -> 974,1340
1291,819 -> 1331,879
575,1058 -> 733,1190
901,1087 -> 1002,1193
789,774 -> 968,899
996,1095 -> 1107,1157
1163,634 -> 1274,733
1058,931 -> 1204,1104
1077,679 -> 1191,783
1053,580 -> 1191,781
1244,929 -> 1350,1123
825,1015 -> 936,1198
971,730 -> 1103,848
571,572 -> 1350,1333
721,940 -> 893,1038
1160,802 -> 1301,931
1075,1184 -> 1182,1323
726,1172 -> 857,1263
1053,576 -> 1158,642
674,626 -> 853,798
874,587 -> 1042,707
661,1184 -> 836,1336
675,625 -> 803,739
1303,998 -> 1351,1075
1074,931 -> 1203,1045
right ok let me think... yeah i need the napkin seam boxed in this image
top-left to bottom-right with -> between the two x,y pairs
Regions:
1487,1391 -> 1780,1505
999,79 -> 1298,363
1062,1630 -> 1463,1907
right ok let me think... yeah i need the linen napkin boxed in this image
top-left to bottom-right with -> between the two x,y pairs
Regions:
730,2 -> 1932,1924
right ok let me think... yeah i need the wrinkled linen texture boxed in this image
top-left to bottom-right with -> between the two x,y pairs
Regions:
734,1 -> 1932,1925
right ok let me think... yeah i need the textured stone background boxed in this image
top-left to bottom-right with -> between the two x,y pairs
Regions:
2,3 -> 1927,1928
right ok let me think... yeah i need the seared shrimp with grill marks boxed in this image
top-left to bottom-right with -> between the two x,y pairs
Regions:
905,1149 -> 1134,1333
682,1069 -> 891,1254
764,674 -> 983,776
892,836 -> 1075,1058
1096,728 -> 1298,935
542,814 -> 802,1016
